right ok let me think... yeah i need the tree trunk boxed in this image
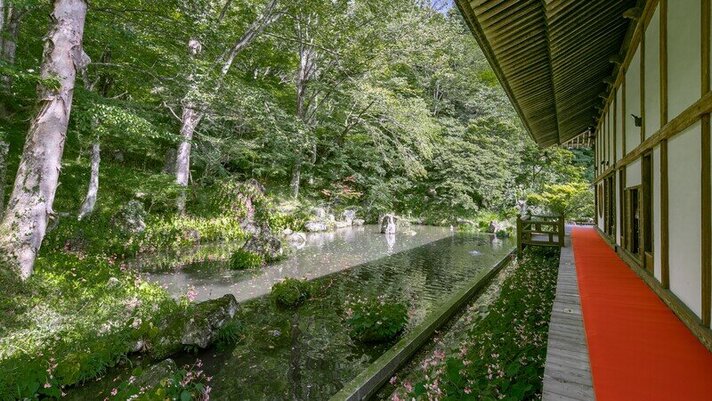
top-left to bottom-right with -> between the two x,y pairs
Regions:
77,142 -> 99,220
0,141 -> 8,218
0,3 -> 24,89
290,16 -> 317,200
172,2 -> 281,212
175,103 -> 202,214
290,159 -> 301,199
0,0 -> 88,279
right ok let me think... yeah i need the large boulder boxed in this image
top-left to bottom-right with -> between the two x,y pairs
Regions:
311,206 -> 328,220
148,295 -> 239,359
242,234 -> 283,262
487,220 -> 513,238
334,220 -> 351,229
182,294 -> 239,348
342,209 -> 357,224
134,359 -> 178,390
113,200 -> 147,234
305,221 -> 329,232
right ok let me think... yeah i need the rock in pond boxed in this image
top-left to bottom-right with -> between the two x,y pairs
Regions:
353,219 -> 365,226
334,220 -> 351,229
148,294 -> 239,359
242,234 -> 283,262
305,221 -> 329,232
342,209 -> 357,224
134,358 -> 178,390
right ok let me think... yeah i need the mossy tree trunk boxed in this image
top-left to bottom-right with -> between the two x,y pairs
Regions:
0,1 -> 28,89
0,141 -> 8,218
0,0 -> 88,279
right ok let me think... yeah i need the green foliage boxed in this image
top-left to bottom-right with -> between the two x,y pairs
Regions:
0,253 -> 179,399
105,360 -> 211,401
270,278 -> 312,308
528,182 -> 594,219
228,249 -> 264,270
405,247 -> 560,400
345,296 -> 408,343
215,319 -> 243,350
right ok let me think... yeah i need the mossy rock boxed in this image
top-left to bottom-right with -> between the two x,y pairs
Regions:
270,278 -> 311,308
147,295 -> 239,359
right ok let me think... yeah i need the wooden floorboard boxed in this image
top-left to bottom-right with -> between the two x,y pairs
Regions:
542,237 -> 595,401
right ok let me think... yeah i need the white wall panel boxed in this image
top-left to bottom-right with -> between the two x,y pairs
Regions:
626,158 -> 642,188
669,122 -> 702,317
668,0 -> 701,117
645,7 -> 661,139
626,48 -> 642,153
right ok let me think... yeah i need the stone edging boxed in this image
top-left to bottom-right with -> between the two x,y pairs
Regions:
329,249 -> 517,401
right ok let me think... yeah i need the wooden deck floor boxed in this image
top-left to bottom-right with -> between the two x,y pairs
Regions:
542,239 -> 595,401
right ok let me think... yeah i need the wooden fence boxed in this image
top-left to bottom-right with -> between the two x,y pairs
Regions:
516,214 -> 565,257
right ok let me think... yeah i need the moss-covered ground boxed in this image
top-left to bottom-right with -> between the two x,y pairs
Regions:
382,247 -> 559,401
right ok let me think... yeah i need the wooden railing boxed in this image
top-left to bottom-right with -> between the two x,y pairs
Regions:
516,214 -> 565,257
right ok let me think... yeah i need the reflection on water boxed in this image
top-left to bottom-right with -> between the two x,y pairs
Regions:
186,233 -> 514,400
144,225 -> 453,302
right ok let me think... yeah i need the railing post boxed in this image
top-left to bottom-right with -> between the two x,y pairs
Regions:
517,214 -> 523,258
558,215 -> 565,247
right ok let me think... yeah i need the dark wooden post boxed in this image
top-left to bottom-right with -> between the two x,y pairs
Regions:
558,215 -> 565,247
516,214 -> 523,258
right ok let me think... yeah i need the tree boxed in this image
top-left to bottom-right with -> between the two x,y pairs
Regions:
173,0 -> 283,213
0,0 -> 88,279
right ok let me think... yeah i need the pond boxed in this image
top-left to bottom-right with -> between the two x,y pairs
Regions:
178,230 -> 513,400
141,225 -> 456,302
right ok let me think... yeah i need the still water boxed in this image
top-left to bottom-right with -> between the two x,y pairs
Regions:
143,225 -> 455,302
187,230 -> 514,400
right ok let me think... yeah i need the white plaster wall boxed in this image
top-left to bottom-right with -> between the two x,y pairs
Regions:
616,90 -> 623,160
626,158 -> 642,188
608,111 -> 613,164
653,145 -> 662,281
645,7 -> 661,139
668,122 -> 702,317
668,0 -> 701,117
626,47 -> 642,153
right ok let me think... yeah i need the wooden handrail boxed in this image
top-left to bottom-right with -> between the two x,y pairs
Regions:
517,214 -> 565,257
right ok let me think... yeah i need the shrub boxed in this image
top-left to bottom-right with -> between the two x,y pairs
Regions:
229,249 -> 263,270
215,319 -> 242,350
345,296 -> 408,343
270,278 -> 311,308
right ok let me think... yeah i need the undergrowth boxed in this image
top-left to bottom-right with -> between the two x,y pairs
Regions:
391,247 -> 559,401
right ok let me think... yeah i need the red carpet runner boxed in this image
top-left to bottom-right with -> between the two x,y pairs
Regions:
572,227 -> 712,401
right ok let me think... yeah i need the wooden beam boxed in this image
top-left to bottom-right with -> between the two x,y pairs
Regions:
661,138 -> 669,289
701,0 -> 711,328
702,114 -> 710,327
594,90 -> 712,184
